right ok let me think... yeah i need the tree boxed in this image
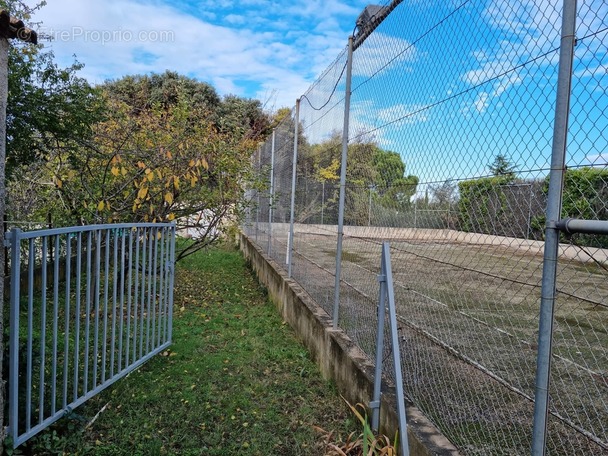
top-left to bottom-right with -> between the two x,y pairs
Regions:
372,147 -> 418,210
103,71 -> 220,113
430,179 -> 457,206
45,72 -> 268,260
293,134 -> 418,225
216,94 -> 271,140
4,1 -> 104,227
488,153 -> 517,178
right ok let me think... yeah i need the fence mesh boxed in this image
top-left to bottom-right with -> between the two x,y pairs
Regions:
243,1 -> 608,454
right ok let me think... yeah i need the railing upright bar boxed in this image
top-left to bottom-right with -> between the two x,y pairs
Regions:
151,228 -> 159,349
39,236 -> 48,423
83,232 -> 92,393
157,228 -> 166,347
126,228 -> 134,367
111,229 -> 119,377
62,234 -> 72,409
162,229 -> 169,342
145,229 -> 153,353
140,230 -> 152,358
73,232 -> 82,401
9,228 -> 22,443
92,230 -> 102,389
133,228 -> 140,362
139,228 -> 147,360
101,229 -> 111,382
26,239 -> 35,432
118,229 -> 126,372
51,234 -> 60,415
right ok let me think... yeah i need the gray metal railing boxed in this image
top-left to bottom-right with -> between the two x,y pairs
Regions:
6,223 -> 176,447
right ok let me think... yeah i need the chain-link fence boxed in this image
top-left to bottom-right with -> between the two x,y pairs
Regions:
243,1 -> 607,454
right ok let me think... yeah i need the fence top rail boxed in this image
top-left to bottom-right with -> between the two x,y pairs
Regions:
7,222 -> 176,241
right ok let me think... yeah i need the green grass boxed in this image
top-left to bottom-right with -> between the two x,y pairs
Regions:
14,243 -> 357,455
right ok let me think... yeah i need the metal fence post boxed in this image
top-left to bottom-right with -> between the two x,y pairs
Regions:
255,145 -> 261,243
371,242 -> 410,455
268,129 -> 276,256
531,1 -> 577,454
333,35 -> 354,328
288,100 -> 300,278
371,256 -> 388,431
384,242 -> 410,456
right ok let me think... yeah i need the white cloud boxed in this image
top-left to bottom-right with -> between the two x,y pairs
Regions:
224,14 -> 247,25
32,0 -> 371,109
473,92 -> 490,113
461,0 -> 564,113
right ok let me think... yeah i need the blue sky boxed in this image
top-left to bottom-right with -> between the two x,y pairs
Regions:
32,0 -> 370,109
293,0 -> 608,185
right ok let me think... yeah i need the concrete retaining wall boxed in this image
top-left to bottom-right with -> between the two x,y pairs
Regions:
239,232 -> 460,456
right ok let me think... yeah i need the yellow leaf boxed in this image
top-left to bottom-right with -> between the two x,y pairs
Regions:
166,150 -> 173,159
137,161 -> 146,169
164,192 -> 174,205
97,201 -> 105,211
111,166 -> 120,177
167,213 -> 176,221
189,159 -> 195,167
145,168 -> 152,175
190,177 -> 198,187
201,158 -> 209,170
173,176 -> 180,190
121,167 -> 128,176
56,178 -> 63,189
147,172 -> 154,182
138,187 -> 148,200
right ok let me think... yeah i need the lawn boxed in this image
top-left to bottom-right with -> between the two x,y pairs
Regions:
12,243 -> 358,455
